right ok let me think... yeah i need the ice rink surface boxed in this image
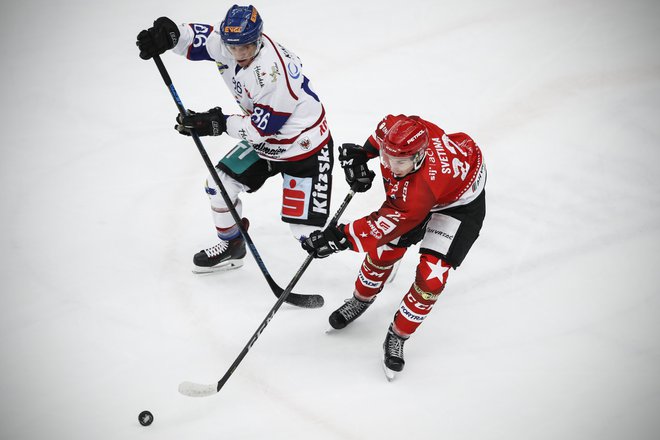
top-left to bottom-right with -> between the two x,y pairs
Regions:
1,0 -> 659,438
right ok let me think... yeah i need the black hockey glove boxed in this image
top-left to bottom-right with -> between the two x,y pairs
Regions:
339,143 -> 375,193
175,107 -> 227,136
301,225 -> 351,258
136,17 -> 180,60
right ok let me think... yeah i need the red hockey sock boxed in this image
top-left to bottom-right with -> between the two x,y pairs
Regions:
354,247 -> 406,299
393,254 -> 451,336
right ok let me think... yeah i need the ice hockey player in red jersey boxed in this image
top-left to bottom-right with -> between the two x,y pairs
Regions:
302,114 -> 486,380
137,5 -> 333,273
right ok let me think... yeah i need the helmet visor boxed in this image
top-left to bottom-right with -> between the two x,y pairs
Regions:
224,41 -> 260,62
381,150 -> 416,177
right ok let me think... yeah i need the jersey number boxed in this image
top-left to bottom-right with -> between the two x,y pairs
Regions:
192,24 -> 210,47
251,107 -> 271,130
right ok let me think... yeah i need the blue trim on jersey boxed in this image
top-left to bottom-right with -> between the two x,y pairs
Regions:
250,103 -> 291,136
186,23 -> 214,61
301,76 -> 319,102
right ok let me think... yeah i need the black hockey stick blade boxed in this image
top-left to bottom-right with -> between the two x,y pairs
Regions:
272,281 -> 324,308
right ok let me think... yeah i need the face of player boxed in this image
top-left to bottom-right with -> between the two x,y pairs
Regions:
381,152 -> 415,178
226,42 -> 259,67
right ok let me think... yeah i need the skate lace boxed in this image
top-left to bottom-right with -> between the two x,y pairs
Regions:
339,297 -> 371,322
385,330 -> 406,359
204,241 -> 229,258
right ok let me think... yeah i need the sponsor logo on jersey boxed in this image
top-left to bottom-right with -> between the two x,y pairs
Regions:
402,181 -> 409,202
216,62 -> 229,74
252,143 -> 287,158
299,137 -> 311,150
270,63 -> 281,82
238,129 -> 248,140
312,143 -> 331,215
287,62 -> 300,79
366,219 -> 383,239
253,65 -> 266,87
278,44 -> 293,59
472,163 -> 485,193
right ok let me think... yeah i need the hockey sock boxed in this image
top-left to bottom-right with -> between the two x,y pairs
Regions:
393,254 -> 450,336
354,247 -> 406,299
217,224 -> 240,241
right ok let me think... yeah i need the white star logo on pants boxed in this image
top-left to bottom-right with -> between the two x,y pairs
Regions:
376,244 -> 394,259
426,259 -> 450,281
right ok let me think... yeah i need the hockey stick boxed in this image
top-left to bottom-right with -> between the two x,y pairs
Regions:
179,188 -> 357,397
151,54 -> 323,309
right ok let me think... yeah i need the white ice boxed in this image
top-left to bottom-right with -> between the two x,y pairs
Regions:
1,0 -> 659,439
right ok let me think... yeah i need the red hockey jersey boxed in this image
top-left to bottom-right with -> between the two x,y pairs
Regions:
343,115 -> 486,253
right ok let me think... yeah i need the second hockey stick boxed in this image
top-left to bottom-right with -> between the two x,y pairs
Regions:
151,54 -> 323,309
178,187 -> 357,397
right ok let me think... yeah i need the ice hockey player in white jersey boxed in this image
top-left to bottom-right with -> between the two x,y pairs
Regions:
137,5 -> 333,272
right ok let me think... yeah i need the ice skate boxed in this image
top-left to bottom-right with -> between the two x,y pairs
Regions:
192,219 -> 249,273
382,324 -> 408,381
327,295 -> 374,331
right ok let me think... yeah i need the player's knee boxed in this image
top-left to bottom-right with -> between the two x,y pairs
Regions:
415,254 -> 450,294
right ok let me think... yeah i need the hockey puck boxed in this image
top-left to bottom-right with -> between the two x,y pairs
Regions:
138,410 -> 153,426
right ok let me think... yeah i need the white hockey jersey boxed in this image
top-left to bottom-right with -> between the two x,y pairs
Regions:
172,23 -> 330,162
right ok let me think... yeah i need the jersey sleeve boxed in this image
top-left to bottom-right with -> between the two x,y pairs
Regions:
172,23 -> 221,61
342,179 -> 437,253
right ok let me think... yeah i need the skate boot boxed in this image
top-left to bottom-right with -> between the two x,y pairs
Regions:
192,218 -> 249,273
382,324 -> 408,381
328,295 -> 374,330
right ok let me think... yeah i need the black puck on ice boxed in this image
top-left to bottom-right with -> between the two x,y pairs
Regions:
139,410 -> 153,426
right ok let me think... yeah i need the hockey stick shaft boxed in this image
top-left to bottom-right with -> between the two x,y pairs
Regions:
151,55 -> 323,308
179,188 -> 356,397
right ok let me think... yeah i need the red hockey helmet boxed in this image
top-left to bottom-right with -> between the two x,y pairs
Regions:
381,116 -> 428,177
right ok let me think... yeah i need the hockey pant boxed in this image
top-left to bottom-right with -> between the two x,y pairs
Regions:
204,139 -> 334,241
354,246 -> 450,337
